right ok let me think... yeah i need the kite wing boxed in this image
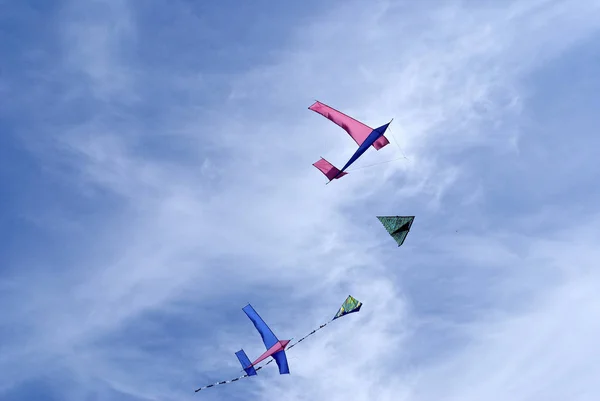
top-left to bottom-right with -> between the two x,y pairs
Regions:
235,350 -> 257,376
242,304 -> 279,349
333,295 -> 363,320
271,350 -> 290,374
309,101 -> 389,150
313,158 -> 348,181
377,216 -> 414,246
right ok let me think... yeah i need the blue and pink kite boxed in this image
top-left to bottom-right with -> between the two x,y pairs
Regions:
310,101 -> 393,182
234,304 -> 291,377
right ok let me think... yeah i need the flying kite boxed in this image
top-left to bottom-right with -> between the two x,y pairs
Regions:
235,304 -> 290,377
310,101 -> 393,182
194,295 -> 363,392
377,216 -> 414,247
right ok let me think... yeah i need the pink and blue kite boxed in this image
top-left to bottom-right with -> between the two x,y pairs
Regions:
310,101 -> 392,182
194,295 -> 362,392
234,304 -> 291,377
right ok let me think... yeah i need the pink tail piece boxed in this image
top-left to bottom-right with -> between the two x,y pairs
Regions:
309,101 -> 389,150
313,158 -> 348,180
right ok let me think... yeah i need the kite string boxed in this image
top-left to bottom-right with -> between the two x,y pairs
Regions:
344,156 -> 405,172
194,372 -> 249,392
286,320 -> 331,349
388,125 -> 409,161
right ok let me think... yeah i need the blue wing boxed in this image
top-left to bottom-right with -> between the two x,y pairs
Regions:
272,350 -> 290,374
242,304 -> 279,350
235,350 -> 258,376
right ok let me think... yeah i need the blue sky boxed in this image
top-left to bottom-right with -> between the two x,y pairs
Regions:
1,0 -> 600,400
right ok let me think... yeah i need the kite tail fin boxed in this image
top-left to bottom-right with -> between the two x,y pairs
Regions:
313,158 -> 348,181
235,350 -> 257,376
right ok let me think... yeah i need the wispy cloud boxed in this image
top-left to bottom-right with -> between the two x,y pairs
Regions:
1,0 -> 600,400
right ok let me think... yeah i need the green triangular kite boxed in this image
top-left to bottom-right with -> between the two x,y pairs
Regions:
376,216 -> 414,247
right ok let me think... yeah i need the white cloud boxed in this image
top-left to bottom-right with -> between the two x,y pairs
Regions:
2,0 -> 600,400
411,216 -> 600,401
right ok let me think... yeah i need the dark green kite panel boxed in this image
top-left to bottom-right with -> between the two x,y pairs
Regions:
376,216 -> 414,247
